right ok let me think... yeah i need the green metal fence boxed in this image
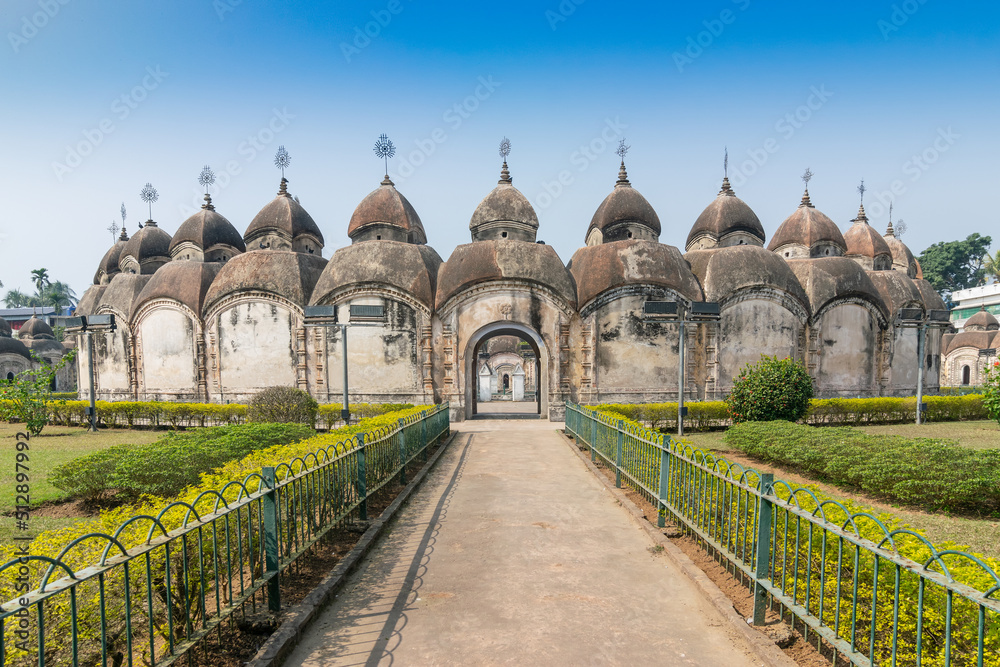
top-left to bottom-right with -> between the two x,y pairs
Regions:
565,402 -> 1000,666
0,404 -> 450,667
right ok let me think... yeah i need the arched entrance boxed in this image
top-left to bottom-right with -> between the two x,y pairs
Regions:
962,365 -> 971,385
465,322 -> 547,419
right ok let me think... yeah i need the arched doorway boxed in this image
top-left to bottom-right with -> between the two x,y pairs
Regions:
962,365 -> 971,385
466,322 -> 547,419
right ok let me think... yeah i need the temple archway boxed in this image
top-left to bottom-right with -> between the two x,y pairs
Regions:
465,322 -> 546,419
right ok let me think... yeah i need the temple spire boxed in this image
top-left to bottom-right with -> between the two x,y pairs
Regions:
885,202 -> 895,237
719,147 -> 734,195
199,165 -> 216,211
498,137 -> 512,184
615,138 -> 630,186
274,146 -> 291,196
799,167 -> 814,207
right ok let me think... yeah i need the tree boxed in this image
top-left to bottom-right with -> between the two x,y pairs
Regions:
30,268 -> 50,295
4,289 -> 31,308
917,233 -> 993,303
0,349 -> 77,435
984,249 -> 1000,284
725,355 -> 814,423
41,281 -> 77,312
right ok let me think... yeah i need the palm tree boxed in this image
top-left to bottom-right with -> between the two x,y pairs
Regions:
984,250 -> 1000,284
42,281 -> 77,312
4,289 -> 29,308
30,268 -> 50,295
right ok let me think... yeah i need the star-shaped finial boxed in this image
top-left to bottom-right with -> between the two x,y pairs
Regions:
199,165 -> 216,193
801,167 -> 814,188
374,134 -> 396,178
274,146 -> 291,178
616,138 -> 630,162
857,178 -> 866,204
499,137 -> 511,161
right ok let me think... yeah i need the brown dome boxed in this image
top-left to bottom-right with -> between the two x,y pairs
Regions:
76,285 -> 108,316
347,178 -> 426,244
685,245 -> 809,309
204,250 -> 327,313
99,273 -> 152,317
436,240 -> 576,310
133,261 -> 224,318
245,180 -> 324,251
866,270 -> 924,318
469,163 -> 539,242
786,256 -> 889,321
120,221 -> 171,273
95,230 -> 128,284
0,317 -> 11,338
171,198 -> 246,257
586,163 -> 661,243
686,178 -> 764,250
18,316 -> 54,340
883,221 -> 918,277
844,205 -> 891,262
963,307 -> 999,332
768,190 -> 846,255
569,240 -> 702,310
311,241 -> 443,311
0,336 -> 31,360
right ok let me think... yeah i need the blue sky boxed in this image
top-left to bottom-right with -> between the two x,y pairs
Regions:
1,0 -> 998,298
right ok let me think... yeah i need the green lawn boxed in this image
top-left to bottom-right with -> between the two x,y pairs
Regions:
0,423 -> 161,511
678,421 -> 1000,559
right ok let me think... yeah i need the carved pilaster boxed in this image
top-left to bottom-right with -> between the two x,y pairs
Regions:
196,330 -> 208,402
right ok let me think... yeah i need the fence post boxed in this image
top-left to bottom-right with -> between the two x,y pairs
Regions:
261,466 -> 281,612
657,434 -> 670,528
421,411 -> 428,461
590,414 -> 597,462
397,419 -> 407,485
615,420 -> 624,488
356,433 -> 367,521
753,472 -> 774,625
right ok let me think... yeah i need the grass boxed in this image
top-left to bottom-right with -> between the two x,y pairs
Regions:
0,423 -> 160,512
678,421 -> 1000,560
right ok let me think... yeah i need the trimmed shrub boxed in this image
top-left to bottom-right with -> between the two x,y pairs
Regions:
724,420 -> 1000,513
726,355 -> 813,423
981,361 -> 1000,426
247,386 -> 319,426
50,423 -> 315,501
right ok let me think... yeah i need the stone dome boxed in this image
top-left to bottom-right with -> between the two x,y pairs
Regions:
768,189 -> 847,259
685,245 -> 809,309
844,205 -> 892,270
786,256 -> 889,321
99,273 -> 152,318
120,221 -> 172,274
866,270 -> 924,318
95,228 -> 129,284
204,250 -> 328,313
0,335 -> 31,360
170,195 -> 246,261
569,240 -> 703,310
585,162 -> 661,245
18,316 -> 54,340
0,316 -> 11,338
944,330 -> 995,356
245,179 -> 325,254
685,178 -> 765,251
133,261 -> 224,317
311,241 -> 443,312
964,307 -> 999,332
436,240 -> 576,310
469,162 -> 539,242
347,177 -> 426,245
883,221 -> 918,278
914,278 -> 946,311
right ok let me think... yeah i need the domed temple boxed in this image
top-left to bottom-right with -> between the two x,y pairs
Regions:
75,147 -> 948,421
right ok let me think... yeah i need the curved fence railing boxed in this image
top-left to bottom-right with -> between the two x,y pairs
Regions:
566,402 -> 1000,666
0,404 -> 450,667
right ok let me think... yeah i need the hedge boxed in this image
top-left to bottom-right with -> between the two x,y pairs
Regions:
0,399 -> 414,430
49,423 -> 316,501
723,420 -> 1000,513
590,394 -> 989,431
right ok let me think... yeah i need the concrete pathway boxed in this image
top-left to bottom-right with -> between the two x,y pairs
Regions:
285,420 -> 763,666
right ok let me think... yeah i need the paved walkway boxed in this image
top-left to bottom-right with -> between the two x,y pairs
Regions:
285,421 -> 762,666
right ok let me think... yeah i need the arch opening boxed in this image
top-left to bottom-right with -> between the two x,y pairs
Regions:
467,323 -> 546,419
962,364 -> 971,386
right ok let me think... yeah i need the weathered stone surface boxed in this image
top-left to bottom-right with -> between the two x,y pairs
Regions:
685,245 -> 807,308
310,241 -> 442,311
866,270 -> 924,318
962,308 -> 999,332
469,177 -> 538,242
133,261 -> 223,317
914,278 -> 947,311
119,223 -> 171,274
786,257 -> 889,321
845,218 -> 891,264
768,197 -> 846,255
204,250 -> 327,312
245,186 -> 324,249
686,180 -> 764,250
170,207 -> 246,256
99,273 -> 152,318
76,285 -> 107,316
944,330 -> 996,356
586,171 -> 661,242
570,240 -> 701,310
95,239 -> 126,284
347,180 -> 426,244
436,240 -> 576,309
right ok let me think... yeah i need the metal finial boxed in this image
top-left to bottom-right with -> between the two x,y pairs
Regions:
857,178 -> 866,204
724,147 -> 728,179
140,182 -> 159,220
499,137 -> 511,160
198,165 -> 216,193
274,145 -> 291,178
120,202 -> 127,226
107,220 -> 119,241
801,167 -> 814,188
374,134 -> 396,178
616,138 -> 630,162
